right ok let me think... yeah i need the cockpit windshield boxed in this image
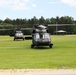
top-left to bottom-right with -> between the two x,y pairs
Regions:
43,33 -> 50,39
35,33 -> 50,40
35,33 -> 40,40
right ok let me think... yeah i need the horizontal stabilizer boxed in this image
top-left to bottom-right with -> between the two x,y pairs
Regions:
25,37 -> 32,40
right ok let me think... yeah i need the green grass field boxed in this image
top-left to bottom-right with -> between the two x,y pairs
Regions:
0,35 -> 76,69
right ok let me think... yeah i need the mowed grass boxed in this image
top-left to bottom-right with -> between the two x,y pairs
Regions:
0,35 -> 76,69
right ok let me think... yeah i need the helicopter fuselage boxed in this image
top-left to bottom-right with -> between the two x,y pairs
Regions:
31,25 -> 53,48
32,33 -> 51,46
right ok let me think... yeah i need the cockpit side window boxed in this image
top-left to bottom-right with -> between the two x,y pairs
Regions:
35,33 -> 40,39
45,33 -> 50,38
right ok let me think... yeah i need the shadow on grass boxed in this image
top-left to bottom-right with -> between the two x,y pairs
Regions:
13,40 -> 24,41
32,46 -> 51,50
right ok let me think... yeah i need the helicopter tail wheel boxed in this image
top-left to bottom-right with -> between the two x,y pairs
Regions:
31,44 -> 34,48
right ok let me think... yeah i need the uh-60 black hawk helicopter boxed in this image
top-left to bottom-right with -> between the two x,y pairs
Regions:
14,30 -> 25,41
31,24 -> 53,48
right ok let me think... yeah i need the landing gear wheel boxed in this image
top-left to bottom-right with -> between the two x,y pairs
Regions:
49,44 -> 53,48
14,38 -> 15,41
31,44 -> 34,48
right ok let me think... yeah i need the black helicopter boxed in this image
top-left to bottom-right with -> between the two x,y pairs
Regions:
14,30 -> 25,41
31,24 -> 53,48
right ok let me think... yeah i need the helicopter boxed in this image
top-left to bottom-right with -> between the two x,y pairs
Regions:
31,24 -> 53,48
14,30 -> 25,41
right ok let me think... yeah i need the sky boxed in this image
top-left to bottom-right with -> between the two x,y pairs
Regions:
0,0 -> 76,20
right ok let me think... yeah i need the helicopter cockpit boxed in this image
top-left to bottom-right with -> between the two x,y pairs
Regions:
35,33 -> 50,41
31,32 -> 52,48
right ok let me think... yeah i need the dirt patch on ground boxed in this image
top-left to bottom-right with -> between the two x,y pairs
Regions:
0,69 -> 76,75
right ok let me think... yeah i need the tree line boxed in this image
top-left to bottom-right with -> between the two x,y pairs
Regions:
0,16 -> 76,35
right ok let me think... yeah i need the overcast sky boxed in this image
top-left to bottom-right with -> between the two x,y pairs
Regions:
0,0 -> 76,20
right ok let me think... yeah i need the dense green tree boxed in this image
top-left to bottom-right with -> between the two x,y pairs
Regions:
45,18 -> 51,24
0,19 -> 3,23
60,16 -> 74,24
50,17 -> 56,24
0,16 -> 76,35
39,16 -> 45,24
4,18 -> 12,24
56,16 -> 60,24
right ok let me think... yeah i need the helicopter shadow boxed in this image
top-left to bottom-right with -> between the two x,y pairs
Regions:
32,46 -> 51,50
